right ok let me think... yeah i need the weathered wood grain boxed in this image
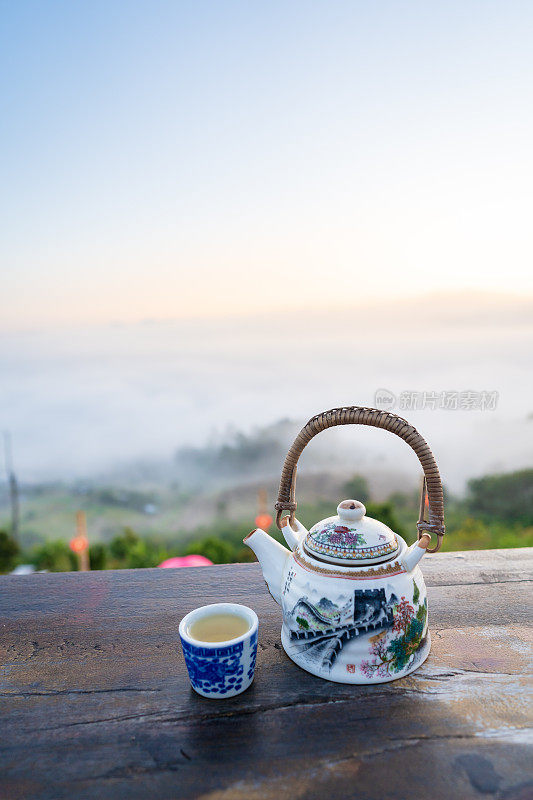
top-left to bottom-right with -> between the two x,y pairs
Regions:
0,549 -> 532,800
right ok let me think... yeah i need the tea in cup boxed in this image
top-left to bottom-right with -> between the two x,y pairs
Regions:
179,603 -> 258,698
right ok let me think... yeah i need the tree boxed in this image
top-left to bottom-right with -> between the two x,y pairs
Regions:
109,527 -> 139,560
109,528 -> 165,568
342,475 -> 370,504
0,530 -> 19,573
185,537 -> 235,564
32,540 -> 76,572
89,543 -> 107,571
365,502 -> 408,539
466,469 -> 533,525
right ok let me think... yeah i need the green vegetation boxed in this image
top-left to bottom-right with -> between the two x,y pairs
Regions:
390,470 -> 533,553
342,475 -> 370,504
0,530 -> 19,572
0,468 -> 531,573
466,469 -> 533,526
33,540 -> 77,572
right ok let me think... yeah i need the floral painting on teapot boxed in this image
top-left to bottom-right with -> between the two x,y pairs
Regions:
307,521 -> 399,562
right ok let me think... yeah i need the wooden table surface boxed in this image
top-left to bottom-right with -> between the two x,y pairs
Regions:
1,548 -> 532,800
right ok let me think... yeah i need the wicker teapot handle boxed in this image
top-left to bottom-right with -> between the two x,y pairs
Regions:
275,406 -> 445,554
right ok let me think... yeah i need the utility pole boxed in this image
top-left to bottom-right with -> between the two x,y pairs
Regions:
70,511 -> 90,571
3,432 -> 20,542
255,488 -> 272,530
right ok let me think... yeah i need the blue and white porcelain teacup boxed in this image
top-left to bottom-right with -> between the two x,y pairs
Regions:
179,603 -> 258,698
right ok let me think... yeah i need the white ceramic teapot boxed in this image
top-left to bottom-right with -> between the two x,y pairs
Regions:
244,407 -> 446,684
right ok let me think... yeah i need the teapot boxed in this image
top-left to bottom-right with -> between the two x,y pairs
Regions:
244,406 -> 445,684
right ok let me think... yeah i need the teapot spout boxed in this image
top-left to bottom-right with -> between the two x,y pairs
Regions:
244,528 -> 290,605
400,533 -> 432,573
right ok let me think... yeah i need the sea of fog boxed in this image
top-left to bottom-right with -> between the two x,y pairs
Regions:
1,294 -> 532,493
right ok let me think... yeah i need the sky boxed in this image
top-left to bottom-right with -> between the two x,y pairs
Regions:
1,0 -> 532,330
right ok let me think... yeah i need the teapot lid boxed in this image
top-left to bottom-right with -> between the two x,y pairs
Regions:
303,499 -> 400,565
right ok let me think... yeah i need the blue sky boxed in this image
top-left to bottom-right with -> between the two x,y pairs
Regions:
1,1 -> 532,329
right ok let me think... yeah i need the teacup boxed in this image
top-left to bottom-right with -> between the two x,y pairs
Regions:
179,603 -> 258,698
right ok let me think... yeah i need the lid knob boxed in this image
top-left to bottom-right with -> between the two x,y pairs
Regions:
337,499 -> 366,522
